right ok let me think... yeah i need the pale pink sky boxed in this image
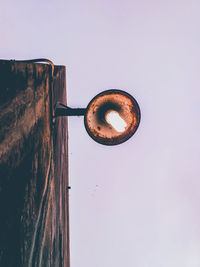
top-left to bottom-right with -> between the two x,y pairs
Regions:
1,0 -> 200,266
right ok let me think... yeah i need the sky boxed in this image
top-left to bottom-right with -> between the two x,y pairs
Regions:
1,0 -> 200,266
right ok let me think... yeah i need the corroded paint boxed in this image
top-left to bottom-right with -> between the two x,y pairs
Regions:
84,89 -> 141,145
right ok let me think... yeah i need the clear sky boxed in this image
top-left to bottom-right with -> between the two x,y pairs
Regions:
1,0 -> 200,266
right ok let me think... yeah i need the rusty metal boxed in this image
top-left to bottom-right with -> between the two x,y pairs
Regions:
54,89 -> 141,145
84,89 -> 141,145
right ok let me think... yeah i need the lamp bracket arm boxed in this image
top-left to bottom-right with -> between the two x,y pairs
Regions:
54,103 -> 86,117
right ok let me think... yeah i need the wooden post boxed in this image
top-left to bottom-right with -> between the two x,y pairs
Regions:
0,60 -> 70,267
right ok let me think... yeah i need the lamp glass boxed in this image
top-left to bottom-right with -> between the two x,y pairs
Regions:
84,89 -> 141,145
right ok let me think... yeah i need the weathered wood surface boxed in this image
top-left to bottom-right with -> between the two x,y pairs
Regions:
0,60 -> 69,267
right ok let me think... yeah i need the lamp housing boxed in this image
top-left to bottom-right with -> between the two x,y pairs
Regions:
55,89 -> 141,146
84,89 -> 140,145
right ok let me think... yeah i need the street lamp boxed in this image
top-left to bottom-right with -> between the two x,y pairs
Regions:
0,58 -> 141,267
55,89 -> 141,145
8,59 -> 141,145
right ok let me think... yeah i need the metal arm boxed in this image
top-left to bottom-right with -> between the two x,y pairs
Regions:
55,103 -> 86,117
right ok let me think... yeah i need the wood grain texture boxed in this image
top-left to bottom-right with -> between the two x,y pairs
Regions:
0,60 -> 69,267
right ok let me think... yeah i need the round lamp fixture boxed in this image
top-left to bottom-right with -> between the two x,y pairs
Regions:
84,90 -> 140,145
55,89 -> 141,146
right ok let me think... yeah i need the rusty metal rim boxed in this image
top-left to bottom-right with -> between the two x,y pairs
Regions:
84,89 -> 141,146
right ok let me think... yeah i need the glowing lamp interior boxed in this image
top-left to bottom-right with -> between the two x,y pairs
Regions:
105,110 -> 127,132
84,89 -> 141,145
